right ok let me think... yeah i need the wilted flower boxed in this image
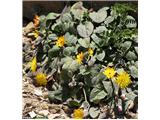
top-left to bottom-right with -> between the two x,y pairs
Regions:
115,71 -> 132,89
103,67 -> 116,79
56,36 -> 65,47
33,15 -> 40,27
76,52 -> 84,64
30,57 -> 37,72
35,73 -> 47,86
73,108 -> 84,119
33,30 -> 39,39
88,48 -> 93,56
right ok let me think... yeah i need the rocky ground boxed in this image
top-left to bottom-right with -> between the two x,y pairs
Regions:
22,22 -> 71,119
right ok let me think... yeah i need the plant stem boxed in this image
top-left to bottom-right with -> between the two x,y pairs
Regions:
83,88 -> 88,102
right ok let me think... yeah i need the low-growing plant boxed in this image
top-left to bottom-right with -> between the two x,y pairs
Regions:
26,2 -> 138,118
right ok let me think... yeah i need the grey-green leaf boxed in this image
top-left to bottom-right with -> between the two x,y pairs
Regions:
125,15 -> 137,28
64,32 -> 77,45
126,92 -> 137,101
94,26 -> 107,34
61,13 -> 72,22
78,38 -> 90,48
46,12 -> 60,20
77,21 -> 94,38
129,65 -> 138,78
89,10 -> 107,23
96,50 -> 105,61
104,16 -> 114,25
63,47 -> 75,56
126,51 -> 137,60
91,34 -> 105,46
89,107 -> 100,118
47,34 -> 57,41
90,87 -> 107,103
102,81 -> 113,98
71,2 -> 87,20
120,41 -> 132,52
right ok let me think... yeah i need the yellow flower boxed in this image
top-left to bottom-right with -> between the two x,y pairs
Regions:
88,48 -> 93,56
56,36 -> 65,47
33,30 -> 39,38
33,15 -> 40,28
73,108 -> 84,119
35,73 -> 47,86
115,71 -> 132,89
103,67 -> 116,79
30,57 -> 37,72
76,52 -> 84,64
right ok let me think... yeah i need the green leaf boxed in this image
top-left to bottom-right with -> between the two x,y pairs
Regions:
102,81 -> 113,98
78,38 -> 90,48
89,107 -> 100,118
68,99 -> 81,107
77,21 -> 94,38
96,50 -> 105,61
48,46 -> 60,58
89,8 -> 107,23
90,87 -> 107,103
63,47 -> 75,56
46,12 -> 60,20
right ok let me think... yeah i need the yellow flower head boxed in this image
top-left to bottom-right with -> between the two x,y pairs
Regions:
30,57 -> 37,72
103,67 -> 116,79
56,36 -> 65,47
33,15 -> 40,27
73,108 -> 84,119
115,71 -> 132,89
35,73 -> 47,86
76,52 -> 84,64
88,48 -> 94,56
33,30 -> 39,39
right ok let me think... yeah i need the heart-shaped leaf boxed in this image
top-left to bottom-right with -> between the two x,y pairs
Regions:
77,21 -> 94,38
89,9 -> 107,23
